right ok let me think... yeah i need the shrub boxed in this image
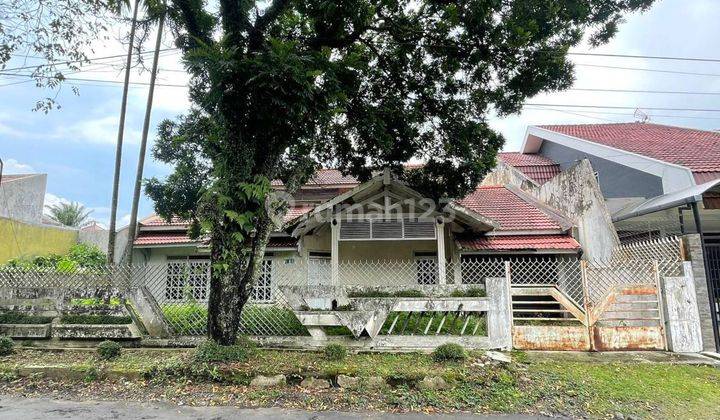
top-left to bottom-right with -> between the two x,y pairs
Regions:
0,336 -> 14,355
432,343 -> 466,362
449,288 -> 486,298
1,243 -> 106,272
193,338 -> 255,363
392,289 -> 426,298
323,343 -> 348,361
0,312 -> 53,324
60,314 -> 132,325
96,340 -> 121,360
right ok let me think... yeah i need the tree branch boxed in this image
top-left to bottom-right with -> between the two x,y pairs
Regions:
253,0 -> 290,33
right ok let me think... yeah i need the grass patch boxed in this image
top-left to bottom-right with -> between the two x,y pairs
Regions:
0,312 -> 53,324
0,348 -> 718,418
448,288 -> 486,298
379,312 -> 487,336
161,304 -> 307,336
528,362 -> 720,419
60,314 -> 132,324
70,297 -> 122,307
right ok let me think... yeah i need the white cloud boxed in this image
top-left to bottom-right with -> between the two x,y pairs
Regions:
43,193 -> 70,210
2,158 -> 35,174
54,115 -> 142,146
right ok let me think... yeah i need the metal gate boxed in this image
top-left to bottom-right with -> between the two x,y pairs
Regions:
703,234 -> 720,351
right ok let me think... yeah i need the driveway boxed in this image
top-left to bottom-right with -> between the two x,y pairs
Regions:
0,396 -> 556,420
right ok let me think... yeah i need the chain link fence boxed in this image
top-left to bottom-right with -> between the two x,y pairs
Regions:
0,236 -> 684,338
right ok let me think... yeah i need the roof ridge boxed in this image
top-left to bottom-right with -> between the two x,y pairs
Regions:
503,184 -> 573,230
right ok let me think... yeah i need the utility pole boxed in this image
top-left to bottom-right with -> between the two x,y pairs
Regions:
107,0 -> 141,265
125,7 -> 166,265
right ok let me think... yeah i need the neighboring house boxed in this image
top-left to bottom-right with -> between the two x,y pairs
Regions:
515,122 -> 720,349
132,168 -> 583,301
0,173 -> 47,224
520,123 -> 720,234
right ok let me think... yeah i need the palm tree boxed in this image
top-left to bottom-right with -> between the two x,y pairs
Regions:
46,202 -> 93,227
107,0 -> 141,264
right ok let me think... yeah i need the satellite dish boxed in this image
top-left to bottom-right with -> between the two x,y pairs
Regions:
633,108 -> 649,123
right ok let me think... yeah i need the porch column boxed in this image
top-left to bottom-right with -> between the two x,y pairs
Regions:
331,217 -> 339,285
436,218 -> 446,285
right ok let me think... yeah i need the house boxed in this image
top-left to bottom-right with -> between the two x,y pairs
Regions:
515,122 -> 720,350
131,165 -> 584,301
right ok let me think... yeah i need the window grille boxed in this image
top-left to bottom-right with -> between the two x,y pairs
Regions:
165,259 -> 210,301
414,253 -> 438,285
250,259 -> 273,302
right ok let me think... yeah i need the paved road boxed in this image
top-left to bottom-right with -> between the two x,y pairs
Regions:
0,396 -> 556,419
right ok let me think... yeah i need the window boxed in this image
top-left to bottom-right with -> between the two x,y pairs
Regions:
166,257 -> 210,301
250,259 -> 273,302
414,252 -> 438,285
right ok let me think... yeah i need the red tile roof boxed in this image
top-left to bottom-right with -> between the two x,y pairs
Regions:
140,215 -> 188,226
140,206 -> 313,229
456,234 -> 580,251
693,172 -> 720,184
497,152 -> 561,184
455,186 -> 564,231
134,231 -> 197,246
284,205 -> 313,222
272,169 -> 360,187
538,123 -> 720,177
134,231 -> 299,248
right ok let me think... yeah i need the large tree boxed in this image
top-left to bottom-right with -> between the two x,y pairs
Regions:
146,0 -> 654,344
0,0 -> 126,112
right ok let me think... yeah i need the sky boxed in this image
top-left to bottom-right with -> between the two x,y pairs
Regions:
1,0 -> 720,229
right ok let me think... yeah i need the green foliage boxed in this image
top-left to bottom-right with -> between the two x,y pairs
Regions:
348,289 -> 426,298
70,297 -> 122,307
449,288 -> 486,298
96,340 -> 122,360
148,0 -> 655,341
60,314 -> 132,325
0,0 -> 124,112
323,343 -> 347,362
2,243 -> 106,272
432,343 -> 467,363
380,312 -> 487,336
194,339 -> 255,363
0,312 -> 53,324
0,336 -> 13,356
45,201 -> 93,227
161,304 -> 307,336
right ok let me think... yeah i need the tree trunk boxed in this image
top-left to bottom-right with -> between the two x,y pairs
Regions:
206,206 -> 276,345
107,0 -> 141,264
125,10 -> 166,265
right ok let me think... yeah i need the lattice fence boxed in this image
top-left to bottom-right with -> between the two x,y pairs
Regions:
612,236 -> 683,277
0,243 -> 684,338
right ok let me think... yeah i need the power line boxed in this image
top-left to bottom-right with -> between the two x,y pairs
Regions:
2,48 -> 180,72
569,87 -> 720,96
524,106 -> 720,121
566,51 -> 720,63
524,103 -> 720,113
0,72 -> 188,88
576,63 -> 720,77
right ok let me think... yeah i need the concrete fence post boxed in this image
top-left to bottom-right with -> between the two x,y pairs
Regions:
683,234 -> 717,351
487,276 -> 512,350
661,261 -> 703,352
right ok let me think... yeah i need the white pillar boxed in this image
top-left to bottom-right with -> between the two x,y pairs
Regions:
331,217 -> 339,285
436,218 -> 446,285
